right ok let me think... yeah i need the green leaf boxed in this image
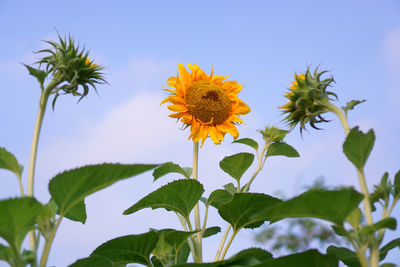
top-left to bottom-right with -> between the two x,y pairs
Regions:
254,249 -> 338,267
152,162 -> 190,181
123,179 -> 204,219
346,207 -> 362,230
327,246 -> 360,267
233,138 -> 259,150
23,64 -> 48,85
341,99 -> 366,116
49,163 -> 158,218
203,226 -> 221,238
343,127 -> 375,170
218,193 -> 282,232
223,183 -> 237,195
0,198 -> 43,251
256,188 -> 363,225
0,147 -> 22,177
360,217 -> 396,235
0,244 -> 14,266
394,170 -> 400,196
207,189 -> 233,209
380,238 -> 400,261
64,200 -> 87,223
91,232 -> 159,266
161,229 -> 198,251
68,255 -> 117,267
265,142 -> 299,158
219,153 -> 255,182
231,248 -> 273,262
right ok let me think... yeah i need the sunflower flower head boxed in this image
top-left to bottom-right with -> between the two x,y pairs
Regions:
279,67 -> 336,131
27,34 -> 106,109
162,64 -> 250,147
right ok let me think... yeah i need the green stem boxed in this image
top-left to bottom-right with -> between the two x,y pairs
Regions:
192,141 -> 202,262
327,102 -> 377,267
214,225 -> 231,261
39,216 -> 63,267
242,142 -> 269,193
176,213 -> 197,263
201,205 -> 209,233
27,79 -> 59,251
16,174 -> 24,197
220,230 -> 238,260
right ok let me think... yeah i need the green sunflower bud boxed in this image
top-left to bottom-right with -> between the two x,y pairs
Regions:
279,67 -> 337,132
26,33 -> 106,109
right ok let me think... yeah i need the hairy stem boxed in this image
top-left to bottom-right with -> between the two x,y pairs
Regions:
39,216 -> 63,267
220,230 -> 238,260
192,141 -> 202,262
214,225 -> 231,261
176,213 -> 197,263
27,79 -> 59,251
16,173 -> 24,197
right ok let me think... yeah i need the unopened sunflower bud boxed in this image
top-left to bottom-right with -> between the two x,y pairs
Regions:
279,67 -> 336,131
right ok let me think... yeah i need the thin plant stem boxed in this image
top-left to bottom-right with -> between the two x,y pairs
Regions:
27,79 -> 59,251
39,216 -> 63,267
176,213 -> 197,263
220,230 -> 238,260
327,102 -> 377,267
201,205 -> 209,233
192,141 -> 202,261
242,142 -> 269,193
214,225 -> 231,261
16,174 -> 24,197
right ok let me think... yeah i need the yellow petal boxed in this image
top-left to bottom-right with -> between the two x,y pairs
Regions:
168,104 -> 187,112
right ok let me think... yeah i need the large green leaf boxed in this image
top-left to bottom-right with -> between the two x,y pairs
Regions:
91,232 -> 159,267
231,248 -> 272,262
68,255 -> 121,267
207,189 -> 233,209
0,198 -> 43,251
232,138 -> 259,150
219,153 -> 255,182
256,188 -> 363,225
0,147 -> 22,177
343,127 -> 375,170
253,249 -> 338,267
218,193 -> 282,231
152,162 -> 190,181
327,246 -> 360,267
265,142 -> 299,158
49,163 -> 158,217
123,179 -> 204,219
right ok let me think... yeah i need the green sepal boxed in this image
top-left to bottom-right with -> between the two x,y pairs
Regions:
393,170 -> 400,197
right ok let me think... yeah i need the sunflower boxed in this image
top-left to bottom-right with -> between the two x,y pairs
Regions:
279,68 -> 336,131
161,64 -> 250,147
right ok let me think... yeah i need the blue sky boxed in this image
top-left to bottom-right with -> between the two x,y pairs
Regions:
1,0 -> 400,266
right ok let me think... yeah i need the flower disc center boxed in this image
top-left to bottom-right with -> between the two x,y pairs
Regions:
186,80 -> 231,124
